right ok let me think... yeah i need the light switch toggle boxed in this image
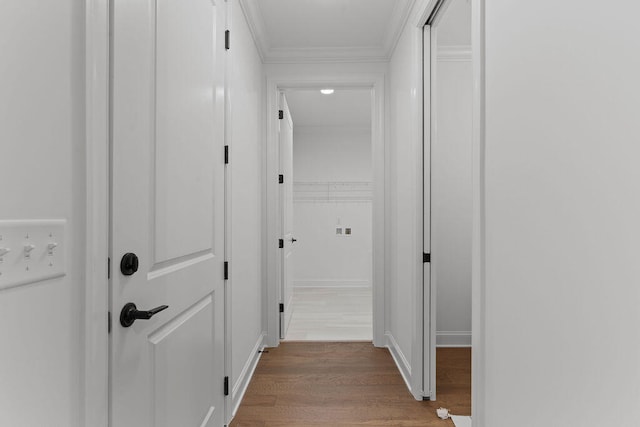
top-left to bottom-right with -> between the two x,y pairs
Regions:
23,244 -> 36,259
47,242 -> 58,255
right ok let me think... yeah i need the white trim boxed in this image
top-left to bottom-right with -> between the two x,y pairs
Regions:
239,0 -> 415,64
264,73 -> 386,349
222,1 -> 232,424
293,125 -> 372,134
264,46 -> 391,64
84,0 -> 110,426
293,280 -> 371,288
423,22 -> 437,403
436,331 -> 472,347
237,0 -> 268,62
231,333 -> 265,419
409,12 -> 427,403
437,45 -> 472,61
293,181 -> 373,203
386,333 -> 412,392
383,0 -> 419,59
471,0 -> 486,425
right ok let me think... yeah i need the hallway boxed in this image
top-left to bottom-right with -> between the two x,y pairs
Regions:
231,343 -> 471,426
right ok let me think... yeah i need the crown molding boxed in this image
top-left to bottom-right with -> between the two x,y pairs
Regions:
238,0 -> 269,62
238,0 -> 415,64
383,0 -> 417,57
263,46 -> 390,64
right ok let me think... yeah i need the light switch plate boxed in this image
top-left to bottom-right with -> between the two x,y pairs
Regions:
0,220 -> 66,291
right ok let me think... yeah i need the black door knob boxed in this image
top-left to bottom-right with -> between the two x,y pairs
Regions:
120,253 -> 139,276
120,302 -> 169,327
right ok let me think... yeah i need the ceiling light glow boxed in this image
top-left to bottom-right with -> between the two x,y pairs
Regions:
320,89 -> 334,95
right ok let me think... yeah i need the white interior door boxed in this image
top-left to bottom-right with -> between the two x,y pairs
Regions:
279,96 -> 295,339
110,1 -> 226,426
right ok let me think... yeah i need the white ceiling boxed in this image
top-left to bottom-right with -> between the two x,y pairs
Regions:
238,0 -> 414,63
285,89 -> 371,128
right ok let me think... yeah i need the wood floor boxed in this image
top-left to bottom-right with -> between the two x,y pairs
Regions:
230,342 -> 471,426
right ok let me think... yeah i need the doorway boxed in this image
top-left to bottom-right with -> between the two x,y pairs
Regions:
280,88 -> 374,341
108,1 -> 227,425
424,0 -> 473,407
264,75 -> 386,349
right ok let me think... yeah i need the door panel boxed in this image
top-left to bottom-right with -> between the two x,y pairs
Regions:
149,294 -> 216,427
280,97 -> 295,339
110,0 -> 225,426
155,0 -> 215,263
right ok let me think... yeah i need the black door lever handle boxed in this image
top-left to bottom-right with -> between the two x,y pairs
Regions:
120,302 -> 169,327
291,237 -> 298,243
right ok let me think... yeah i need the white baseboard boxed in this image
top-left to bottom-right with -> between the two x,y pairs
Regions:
436,331 -> 472,347
231,333 -> 265,418
294,279 -> 371,288
385,332 -> 412,393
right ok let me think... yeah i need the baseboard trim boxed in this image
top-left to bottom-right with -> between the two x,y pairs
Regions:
294,280 -> 371,288
231,333 -> 265,418
385,332 -> 412,393
436,331 -> 472,347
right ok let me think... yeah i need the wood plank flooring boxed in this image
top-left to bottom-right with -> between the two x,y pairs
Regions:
230,342 -> 471,426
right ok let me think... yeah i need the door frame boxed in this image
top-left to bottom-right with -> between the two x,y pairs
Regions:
264,73 -> 386,348
83,0 -> 230,425
84,0 -> 110,425
420,0 -> 457,401
471,0 -> 487,423
416,0 -> 486,414
277,93 -> 294,339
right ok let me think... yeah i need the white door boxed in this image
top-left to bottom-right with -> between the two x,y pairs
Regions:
110,1 -> 226,426
279,96 -> 295,339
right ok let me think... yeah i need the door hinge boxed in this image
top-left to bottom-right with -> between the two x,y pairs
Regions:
278,110 -> 284,120
225,30 -> 230,50
423,252 -> 431,263
278,174 -> 284,184
224,145 -> 229,164
224,376 -> 229,396
108,311 -> 111,334
224,261 -> 229,280
278,238 -> 284,248
107,257 -> 111,279
279,303 -> 284,313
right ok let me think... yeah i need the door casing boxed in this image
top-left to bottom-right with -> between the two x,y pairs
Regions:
264,74 -> 387,350
83,0 -> 229,425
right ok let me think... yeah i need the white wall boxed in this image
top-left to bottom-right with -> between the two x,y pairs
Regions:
478,1 -> 640,425
432,0 -> 473,347
387,17 -> 423,392
228,0 -> 264,418
0,1 -> 86,425
432,56 -> 472,347
293,127 -> 372,183
293,127 -> 372,287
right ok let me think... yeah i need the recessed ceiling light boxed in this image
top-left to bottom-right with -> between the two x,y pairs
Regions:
320,89 -> 334,95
